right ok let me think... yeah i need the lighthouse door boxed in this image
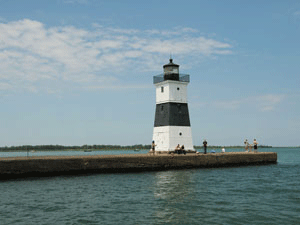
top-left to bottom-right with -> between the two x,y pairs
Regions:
157,132 -> 166,150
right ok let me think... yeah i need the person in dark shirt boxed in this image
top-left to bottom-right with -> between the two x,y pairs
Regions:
203,139 -> 207,154
150,141 -> 156,155
180,145 -> 186,155
253,139 -> 258,152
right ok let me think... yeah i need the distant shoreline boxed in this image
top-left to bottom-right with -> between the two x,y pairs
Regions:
0,144 -> 298,152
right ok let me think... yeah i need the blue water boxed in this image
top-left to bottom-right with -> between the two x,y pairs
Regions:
0,148 -> 299,224
0,149 -> 149,158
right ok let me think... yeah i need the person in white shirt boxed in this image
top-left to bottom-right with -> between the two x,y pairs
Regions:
244,139 -> 249,152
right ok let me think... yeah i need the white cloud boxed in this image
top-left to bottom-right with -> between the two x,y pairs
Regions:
0,19 -> 233,94
145,27 -> 198,36
0,82 -> 12,90
293,11 -> 300,16
254,94 -> 285,111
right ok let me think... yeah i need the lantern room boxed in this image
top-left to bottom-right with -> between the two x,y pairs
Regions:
163,58 -> 179,81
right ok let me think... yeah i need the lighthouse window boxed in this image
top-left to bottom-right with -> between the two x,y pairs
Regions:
177,87 -> 180,91
161,87 -> 164,93
179,132 -> 182,136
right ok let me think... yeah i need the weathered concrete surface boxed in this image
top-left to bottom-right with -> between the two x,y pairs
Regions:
0,152 -> 277,180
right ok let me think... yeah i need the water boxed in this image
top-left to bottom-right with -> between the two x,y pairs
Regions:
0,148 -> 299,224
0,149 -> 149,158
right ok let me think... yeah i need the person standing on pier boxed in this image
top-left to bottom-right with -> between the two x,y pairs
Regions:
244,139 -> 249,152
253,139 -> 258,152
151,141 -> 156,155
180,145 -> 186,155
203,139 -> 208,154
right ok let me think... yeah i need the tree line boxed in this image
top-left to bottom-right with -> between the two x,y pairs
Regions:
0,144 -> 272,152
0,144 -> 152,152
194,145 -> 272,149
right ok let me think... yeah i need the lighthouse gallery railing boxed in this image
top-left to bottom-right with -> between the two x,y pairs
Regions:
153,74 -> 190,84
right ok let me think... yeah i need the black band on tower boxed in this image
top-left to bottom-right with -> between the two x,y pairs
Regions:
154,102 -> 191,127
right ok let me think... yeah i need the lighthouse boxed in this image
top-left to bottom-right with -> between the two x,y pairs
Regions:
152,59 -> 194,152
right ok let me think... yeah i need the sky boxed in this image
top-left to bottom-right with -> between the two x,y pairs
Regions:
0,0 -> 299,147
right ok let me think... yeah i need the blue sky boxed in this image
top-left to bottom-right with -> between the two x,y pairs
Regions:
0,0 -> 299,147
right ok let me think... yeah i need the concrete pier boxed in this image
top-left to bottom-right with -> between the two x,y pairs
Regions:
0,152 -> 277,180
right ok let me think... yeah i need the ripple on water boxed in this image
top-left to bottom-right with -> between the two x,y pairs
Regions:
0,148 -> 299,225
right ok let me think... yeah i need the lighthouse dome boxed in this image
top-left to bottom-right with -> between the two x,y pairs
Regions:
163,58 -> 179,81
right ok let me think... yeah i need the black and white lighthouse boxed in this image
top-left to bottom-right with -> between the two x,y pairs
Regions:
152,59 -> 194,152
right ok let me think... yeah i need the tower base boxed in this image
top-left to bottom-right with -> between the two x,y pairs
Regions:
152,126 -> 194,152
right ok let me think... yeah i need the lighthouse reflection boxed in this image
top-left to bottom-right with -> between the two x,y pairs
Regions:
154,170 -> 191,200
153,170 -> 195,223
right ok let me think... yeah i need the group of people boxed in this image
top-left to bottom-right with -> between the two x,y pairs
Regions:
204,138 -> 259,154
150,141 -> 186,155
174,144 -> 186,154
244,139 -> 258,152
150,138 -> 259,155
